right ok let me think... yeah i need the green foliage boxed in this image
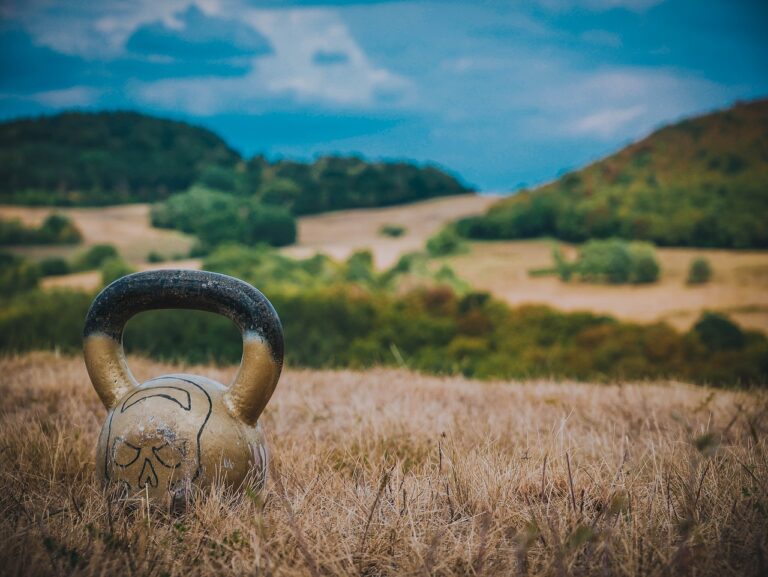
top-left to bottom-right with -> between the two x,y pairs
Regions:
203,244 -> 342,292
627,242 -> 661,283
379,224 -> 406,238
688,257 -> 713,285
100,257 -> 135,286
201,244 -> 464,295
458,99 -> 768,248
426,227 -> 465,257
0,111 -> 239,204
0,112 -> 471,209
555,239 -> 660,284
151,187 -> 297,249
0,252 -> 39,296
0,289 -> 91,352
1,285 -> 765,386
693,312 -> 745,351
38,257 -> 70,276
0,214 -> 82,245
72,244 -> 119,272
146,251 -> 165,264
257,156 -> 471,215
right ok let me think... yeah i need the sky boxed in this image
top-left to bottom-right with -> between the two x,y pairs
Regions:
1,0 -> 766,191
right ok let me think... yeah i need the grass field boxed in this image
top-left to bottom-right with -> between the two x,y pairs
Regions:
1,353 -> 767,576
0,204 -> 195,262
282,193 -> 498,267
445,240 -> 768,332
3,195 -> 768,332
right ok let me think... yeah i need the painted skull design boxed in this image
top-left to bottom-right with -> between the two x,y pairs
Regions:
103,378 -> 212,497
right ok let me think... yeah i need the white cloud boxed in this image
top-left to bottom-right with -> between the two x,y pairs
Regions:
568,105 -> 645,137
32,86 -> 102,107
13,0 -> 221,58
134,7 -> 410,113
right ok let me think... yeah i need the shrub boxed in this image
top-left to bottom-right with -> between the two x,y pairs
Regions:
38,257 -> 70,276
100,257 -> 135,286
72,244 -> 119,271
426,227 -> 465,257
687,257 -> 712,285
556,239 -> 661,284
2,283 -> 766,386
0,253 -> 39,296
627,242 -> 660,283
379,224 -> 406,238
151,187 -> 297,249
0,214 -> 82,245
573,239 -> 633,284
693,312 -> 745,351
146,251 -> 165,263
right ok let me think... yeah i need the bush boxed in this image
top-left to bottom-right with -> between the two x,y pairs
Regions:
72,244 -> 119,271
693,312 -> 745,351
426,227 -> 465,257
146,251 -> 165,263
38,257 -> 70,276
151,187 -> 297,249
627,242 -> 661,283
379,224 -> 406,238
0,253 -> 39,296
687,257 -> 712,285
556,239 -> 660,284
2,283 -> 766,386
100,257 -> 135,286
0,214 -> 82,245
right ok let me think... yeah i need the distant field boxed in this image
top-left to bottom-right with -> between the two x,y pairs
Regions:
445,240 -> 768,332
1,353 -> 765,576
0,204 -> 194,262
282,193 -> 499,267
3,196 -> 767,332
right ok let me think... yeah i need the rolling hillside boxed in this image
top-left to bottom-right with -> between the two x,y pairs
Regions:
1,353 -> 765,576
0,111 -> 239,204
0,111 -> 472,210
458,99 -> 768,248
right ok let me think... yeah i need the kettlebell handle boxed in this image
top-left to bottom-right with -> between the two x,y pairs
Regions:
84,269 -> 284,425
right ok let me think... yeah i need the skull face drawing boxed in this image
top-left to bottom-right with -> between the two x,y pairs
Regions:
103,378 -> 212,499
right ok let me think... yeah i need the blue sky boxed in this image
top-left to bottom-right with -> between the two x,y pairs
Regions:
1,0 -> 766,191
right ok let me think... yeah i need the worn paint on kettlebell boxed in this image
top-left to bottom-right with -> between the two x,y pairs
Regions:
84,270 -> 283,510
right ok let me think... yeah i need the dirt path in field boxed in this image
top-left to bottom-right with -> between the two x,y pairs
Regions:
282,193 -> 499,267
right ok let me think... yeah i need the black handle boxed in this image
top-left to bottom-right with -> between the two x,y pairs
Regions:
84,269 -> 284,364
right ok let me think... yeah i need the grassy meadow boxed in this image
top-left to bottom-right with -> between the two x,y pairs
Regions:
2,352 -> 767,576
3,196 -> 767,333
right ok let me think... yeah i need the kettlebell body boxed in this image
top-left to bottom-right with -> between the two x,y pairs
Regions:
84,270 -> 283,507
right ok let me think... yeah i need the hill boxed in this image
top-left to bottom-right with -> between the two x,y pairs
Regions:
0,111 -> 240,204
457,99 -> 768,248
0,111 -> 472,210
1,353 -> 765,576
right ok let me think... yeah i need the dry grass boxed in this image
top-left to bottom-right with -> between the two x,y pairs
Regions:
445,241 -> 768,332
1,353 -> 767,576
282,194 -> 498,267
0,204 -> 194,263
5,198 -> 767,332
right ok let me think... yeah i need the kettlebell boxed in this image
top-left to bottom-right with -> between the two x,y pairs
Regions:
84,270 -> 283,508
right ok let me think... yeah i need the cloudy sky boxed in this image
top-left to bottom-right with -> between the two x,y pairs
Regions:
1,0 -> 766,190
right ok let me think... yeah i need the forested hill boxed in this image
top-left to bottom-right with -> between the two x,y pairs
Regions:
0,111 -> 239,204
0,111 -> 472,209
457,98 -> 768,248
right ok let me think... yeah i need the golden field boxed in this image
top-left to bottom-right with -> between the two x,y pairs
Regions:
1,353 -> 766,576
3,194 -> 768,332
